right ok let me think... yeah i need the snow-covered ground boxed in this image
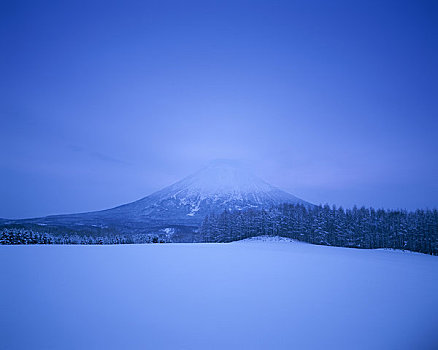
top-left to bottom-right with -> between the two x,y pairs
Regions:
1,239 -> 438,350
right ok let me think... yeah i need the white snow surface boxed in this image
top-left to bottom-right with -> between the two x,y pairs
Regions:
1,242 -> 438,350
238,235 -> 299,243
142,159 -> 305,212
171,159 -> 280,198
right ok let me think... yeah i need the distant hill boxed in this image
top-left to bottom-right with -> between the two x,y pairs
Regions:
5,160 -> 311,239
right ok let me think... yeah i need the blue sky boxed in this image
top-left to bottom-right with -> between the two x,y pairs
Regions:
1,0 -> 437,218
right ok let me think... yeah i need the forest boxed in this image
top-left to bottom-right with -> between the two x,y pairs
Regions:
0,229 -> 170,245
1,204 -> 437,255
196,204 -> 438,255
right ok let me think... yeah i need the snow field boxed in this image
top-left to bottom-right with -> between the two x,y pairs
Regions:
1,240 -> 437,350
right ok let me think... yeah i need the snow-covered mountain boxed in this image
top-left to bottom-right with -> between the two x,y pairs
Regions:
16,160 -> 310,231
105,159 -> 307,224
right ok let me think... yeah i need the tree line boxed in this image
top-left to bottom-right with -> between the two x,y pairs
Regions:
196,204 -> 438,255
2,204 -> 437,255
0,228 -> 170,245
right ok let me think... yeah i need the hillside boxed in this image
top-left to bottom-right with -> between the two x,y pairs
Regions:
8,160 -> 309,238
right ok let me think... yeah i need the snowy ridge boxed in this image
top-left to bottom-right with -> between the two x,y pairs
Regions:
236,235 -> 298,243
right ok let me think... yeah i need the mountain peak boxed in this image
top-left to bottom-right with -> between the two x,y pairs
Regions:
175,159 -> 270,198
26,160 -> 310,228
203,158 -> 247,169
126,159 -> 309,222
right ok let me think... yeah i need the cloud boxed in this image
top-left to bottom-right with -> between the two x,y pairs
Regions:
69,145 -> 130,166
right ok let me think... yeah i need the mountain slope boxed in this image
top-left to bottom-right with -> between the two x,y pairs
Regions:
15,160 -> 310,230
107,159 -> 307,224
